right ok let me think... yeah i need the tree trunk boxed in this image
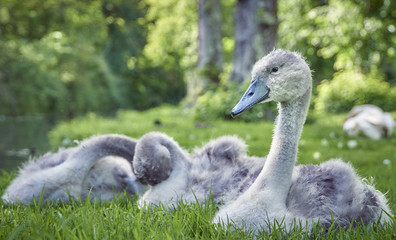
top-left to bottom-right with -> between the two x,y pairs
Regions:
186,0 -> 223,106
255,0 -> 278,58
197,0 -> 223,88
228,0 -> 257,84
228,0 -> 278,84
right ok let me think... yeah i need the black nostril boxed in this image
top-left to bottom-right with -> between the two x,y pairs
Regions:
248,92 -> 254,97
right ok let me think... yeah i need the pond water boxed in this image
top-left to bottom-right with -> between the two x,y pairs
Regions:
0,115 -> 58,173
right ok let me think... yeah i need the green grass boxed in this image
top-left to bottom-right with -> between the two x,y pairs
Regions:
1,105 -> 395,239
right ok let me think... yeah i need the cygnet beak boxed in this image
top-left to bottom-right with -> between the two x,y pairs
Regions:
231,80 -> 270,118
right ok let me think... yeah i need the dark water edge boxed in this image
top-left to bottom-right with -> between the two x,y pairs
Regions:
0,115 -> 58,173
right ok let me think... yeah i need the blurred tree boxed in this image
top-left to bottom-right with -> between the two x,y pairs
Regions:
0,0 -> 187,115
0,39 -> 68,115
0,0 -> 125,115
142,0 -> 198,71
278,0 -> 396,86
1,0 -> 395,116
102,1 -> 146,76
278,0 -> 396,113
228,0 -> 278,83
256,0 -> 278,60
193,0 -> 278,121
137,0 -> 199,108
0,0 -> 63,40
197,0 -> 223,88
185,0 -> 224,105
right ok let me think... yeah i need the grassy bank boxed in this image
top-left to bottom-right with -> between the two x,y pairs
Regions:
1,105 -> 395,239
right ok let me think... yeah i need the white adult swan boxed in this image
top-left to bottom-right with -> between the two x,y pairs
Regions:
343,104 -> 395,140
213,49 -> 392,232
2,134 -> 144,204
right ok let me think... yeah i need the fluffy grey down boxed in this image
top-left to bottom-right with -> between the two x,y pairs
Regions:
2,134 -> 144,204
133,49 -> 393,233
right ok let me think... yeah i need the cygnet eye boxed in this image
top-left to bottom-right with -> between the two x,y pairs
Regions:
271,67 -> 279,73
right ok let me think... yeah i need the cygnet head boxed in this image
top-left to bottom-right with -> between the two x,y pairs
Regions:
231,49 -> 312,117
133,133 -> 173,185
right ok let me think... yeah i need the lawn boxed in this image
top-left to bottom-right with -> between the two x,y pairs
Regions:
1,105 -> 395,239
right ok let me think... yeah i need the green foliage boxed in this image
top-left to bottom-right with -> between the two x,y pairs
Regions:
0,0 -> 187,116
0,0 -> 103,40
142,0 -> 236,78
128,65 -> 186,109
0,34 -> 127,115
101,0 -> 186,110
0,40 -> 68,115
279,0 -> 396,85
1,0 -> 396,116
142,0 -> 198,71
193,83 -> 277,122
0,0 -> 125,115
102,1 -> 147,76
195,0 -> 396,119
315,69 -> 396,113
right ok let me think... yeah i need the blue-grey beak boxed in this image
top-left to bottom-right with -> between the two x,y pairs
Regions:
231,80 -> 270,118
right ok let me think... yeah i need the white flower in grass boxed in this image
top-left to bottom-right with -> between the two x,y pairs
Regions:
313,152 -> 321,160
337,142 -> 343,149
347,140 -> 358,149
321,138 -> 328,147
383,159 -> 391,165
61,138 -> 71,147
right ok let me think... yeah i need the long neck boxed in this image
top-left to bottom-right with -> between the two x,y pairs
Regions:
159,136 -> 189,171
254,87 -> 311,203
66,135 -> 136,171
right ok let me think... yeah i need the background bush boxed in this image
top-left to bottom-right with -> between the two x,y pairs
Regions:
0,40 -> 68,115
315,69 -> 396,113
0,0 -> 186,116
